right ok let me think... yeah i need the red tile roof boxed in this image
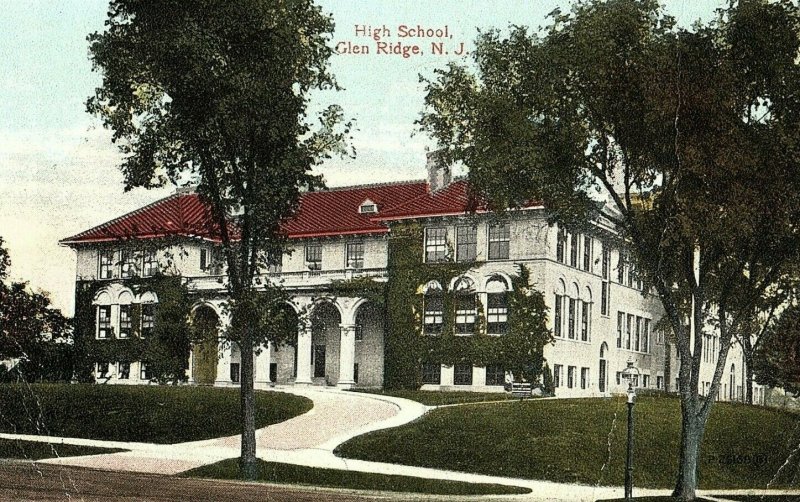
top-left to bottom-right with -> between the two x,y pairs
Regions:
60,179 -> 504,246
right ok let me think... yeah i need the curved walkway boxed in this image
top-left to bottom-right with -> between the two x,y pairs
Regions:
4,388 -> 799,501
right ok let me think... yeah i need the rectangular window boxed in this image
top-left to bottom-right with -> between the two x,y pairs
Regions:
456,226 -> 477,262
118,305 -> 131,339
617,252 -> 625,283
487,293 -> 508,335
120,249 -> 139,278
601,281 -> 610,316
583,236 -> 592,271
455,294 -> 476,335
230,363 -> 241,383
569,233 -> 579,267
305,243 -> 322,270
635,316 -> 642,352
140,362 -> 150,381
141,304 -> 155,338
568,298 -> 576,339
642,319 -> 650,353
580,301 -> 589,341
200,248 -> 208,271
616,311 -> 623,348
485,364 -> 505,386
454,363 -> 473,385
581,367 -> 589,389
567,366 -> 576,388
422,362 -> 441,384
616,372 -> 622,385
118,362 -> 130,380
553,364 -> 562,388
97,362 -> 109,379
627,259 -> 635,288
143,250 -> 158,277
626,314 -> 633,350
355,324 -> 364,342
602,244 -> 610,279
556,228 -> 567,263
346,241 -> 364,269
98,305 -> 112,339
99,250 -> 114,279
657,375 -> 664,390
425,227 -> 448,263
643,374 -> 650,388
554,295 -> 563,338
488,222 -> 510,260
423,294 -> 444,335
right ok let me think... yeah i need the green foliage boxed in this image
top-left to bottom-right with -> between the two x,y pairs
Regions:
0,384 -> 312,443
384,222 -> 552,390
336,396 -> 800,489
74,275 -> 193,384
753,303 -> 800,393
0,440 -> 125,460
184,458 -> 530,495
327,276 -> 386,306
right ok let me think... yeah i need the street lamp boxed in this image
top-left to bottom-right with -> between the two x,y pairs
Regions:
621,358 -> 640,501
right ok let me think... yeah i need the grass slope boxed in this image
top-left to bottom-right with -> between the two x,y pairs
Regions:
349,388 -> 519,406
0,384 -> 311,443
0,439 -> 125,460
336,395 -> 800,489
184,458 -> 530,495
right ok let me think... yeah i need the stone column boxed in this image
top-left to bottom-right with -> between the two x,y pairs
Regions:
338,324 -> 357,388
295,327 -> 313,385
214,341 -> 233,387
254,342 -> 272,390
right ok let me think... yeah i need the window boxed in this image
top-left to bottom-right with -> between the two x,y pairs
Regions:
230,363 -> 241,383
425,227 -> 448,262
642,319 -> 650,353
581,367 -> 589,389
488,222 -> 510,260
456,226 -> 477,262
487,293 -> 508,335
141,304 -> 155,338
423,286 -> 444,335
346,241 -> 364,269
617,252 -> 625,283
140,362 -> 149,380
118,305 -> 131,338
553,364 -> 562,388
556,228 -> 567,263
567,366 -> 576,388
627,258 -> 635,288
355,324 -> 364,341
657,375 -> 664,390
626,314 -> 633,350
642,374 -> 650,388
568,298 -> 576,339
455,293 -> 476,335
616,311 -> 623,348
569,233 -> 579,267
422,362 -> 441,384
583,236 -> 592,271
554,295 -> 563,338
485,364 -> 505,386
305,243 -> 322,270
616,372 -> 622,385
454,363 -> 473,385
359,200 -> 377,213
118,362 -> 130,380
580,301 -> 590,341
99,250 -> 114,279
601,244 -> 611,316
97,362 -> 109,378
143,250 -> 158,277
266,250 -> 282,274
120,249 -> 139,278
635,317 -> 642,352
98,305 -> 112,339
200,248 -> 209,271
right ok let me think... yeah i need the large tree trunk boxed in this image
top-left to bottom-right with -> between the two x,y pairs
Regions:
672,405 -> 705,500
239,328 -> 257,480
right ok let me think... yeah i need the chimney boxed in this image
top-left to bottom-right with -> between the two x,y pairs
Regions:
426,149 -> 451,193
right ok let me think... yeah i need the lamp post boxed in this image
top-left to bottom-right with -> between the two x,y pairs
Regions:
621,358 -> 640,501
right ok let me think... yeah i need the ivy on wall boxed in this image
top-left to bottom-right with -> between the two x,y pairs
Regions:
73,275 -> 193,383
383,222 -> 554,390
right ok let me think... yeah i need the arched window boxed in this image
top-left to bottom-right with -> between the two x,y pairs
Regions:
567,283 -> 579,339
453,277 -> 476,335
423,281 -> 443,335
581,287 -> 592,342
486,276 -> 510,335
554,279 -> 566,338
94,290 -> 112,339
118,290 -> 134,339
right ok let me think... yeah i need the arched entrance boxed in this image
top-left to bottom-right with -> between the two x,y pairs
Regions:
310,301 -> 341,384
599,342 -> 609,393
353,301 -> 385,387
191,305 -> 220,385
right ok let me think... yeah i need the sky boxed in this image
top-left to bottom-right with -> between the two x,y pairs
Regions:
0,0 -> 719,315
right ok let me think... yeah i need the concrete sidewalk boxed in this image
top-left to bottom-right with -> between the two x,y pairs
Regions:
5,387 -> 799,501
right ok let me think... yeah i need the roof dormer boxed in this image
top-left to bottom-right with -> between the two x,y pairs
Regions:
359,199 -> 378,214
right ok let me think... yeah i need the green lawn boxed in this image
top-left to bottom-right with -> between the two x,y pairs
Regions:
184,458 -> 530,495
0,384 -> 312,443
335,395 -> 800,489
349,388 -> 520,406
0,439 -> 126,460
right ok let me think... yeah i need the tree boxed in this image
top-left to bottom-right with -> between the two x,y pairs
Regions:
0,237 -> 73,381
753,300 -> 800,395
87,0 -> 350,479
419,1 -> 800,499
